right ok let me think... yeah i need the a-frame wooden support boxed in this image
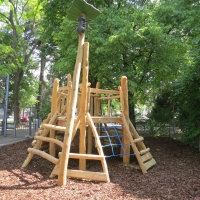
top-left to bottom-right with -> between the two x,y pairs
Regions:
50,112 -> 110,182
51,42 -> 110,182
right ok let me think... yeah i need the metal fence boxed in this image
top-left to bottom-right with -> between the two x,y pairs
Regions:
135,120 -> 183,141
1,118 -> 41,138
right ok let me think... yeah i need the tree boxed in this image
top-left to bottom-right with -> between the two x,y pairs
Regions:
0,0 -> 43,122
41,0 -> 199,130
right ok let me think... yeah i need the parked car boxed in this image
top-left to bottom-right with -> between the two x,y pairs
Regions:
21,116 -> 29,122
136,116 -> 149,122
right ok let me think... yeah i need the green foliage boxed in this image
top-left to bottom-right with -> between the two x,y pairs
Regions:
174,64 -> 200,147
150,90 -> 177,123
39,100 -> 51,121
6,0 -> 198,147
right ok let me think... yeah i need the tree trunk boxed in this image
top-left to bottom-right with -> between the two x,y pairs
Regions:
128,91 -> 136,127
36,57 -> 46,119
13,68 -> 24,124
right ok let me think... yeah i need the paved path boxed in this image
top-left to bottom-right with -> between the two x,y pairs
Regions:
0,130 -> 33,146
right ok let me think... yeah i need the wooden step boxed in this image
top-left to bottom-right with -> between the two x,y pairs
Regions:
141,152 -> 153,162
133,137 -> 144,143
140,148 -> 150,155
28,148 -> 59,164
144,158 -> 156,170
35,136 -> 63,148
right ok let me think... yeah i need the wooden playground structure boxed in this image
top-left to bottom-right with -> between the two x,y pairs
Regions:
21,42 -> 156,186
21,1 -> 156,186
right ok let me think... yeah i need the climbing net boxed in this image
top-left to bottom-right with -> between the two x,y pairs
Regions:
97,121 -> 134,158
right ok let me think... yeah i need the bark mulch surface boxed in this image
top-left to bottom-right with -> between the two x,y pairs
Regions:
0,137 -> 200,200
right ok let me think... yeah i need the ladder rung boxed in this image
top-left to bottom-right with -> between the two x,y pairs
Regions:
140,148 -> 150,155
42,124 -> 66,132
133,137 -> 144,143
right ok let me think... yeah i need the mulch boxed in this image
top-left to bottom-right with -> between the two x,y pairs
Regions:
0,136 -> 200,200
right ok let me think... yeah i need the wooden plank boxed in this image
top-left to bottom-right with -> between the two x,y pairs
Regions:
28,148 -> 59,164
90,116 -> 122,123
90,88 -> 120,95
144,158 -> 156,171
35,136 -> 63,148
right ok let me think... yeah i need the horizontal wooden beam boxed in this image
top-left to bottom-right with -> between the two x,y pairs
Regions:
67,170 -> 109,182
97,95 -> 120,100
58,152 -> 104,160
59,86 -> 70,91
57,116 -> 67,121
90,88 -> 120,95
51,168 -> 109,182
57,92 -> 68,97
90,116 -> 122,123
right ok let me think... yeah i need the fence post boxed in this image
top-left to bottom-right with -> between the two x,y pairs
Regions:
29,118 -> 32,136
14,121 -> 16,137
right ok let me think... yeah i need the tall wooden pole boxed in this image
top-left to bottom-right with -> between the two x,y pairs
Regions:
79,42 -> 89,170
58,33 -> 85,186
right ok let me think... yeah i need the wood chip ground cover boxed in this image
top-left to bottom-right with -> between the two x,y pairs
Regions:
0,137 -> 200,199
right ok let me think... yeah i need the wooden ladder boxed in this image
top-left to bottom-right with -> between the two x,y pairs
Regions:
121,114 -> 156,173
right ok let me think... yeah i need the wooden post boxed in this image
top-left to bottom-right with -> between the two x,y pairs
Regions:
95,82 -> 101,136
108,94 -> 111,117
87,88 -> 93,154
79,42 -> 89,170
50,78 -> 59,156
51,78 -> 59,115
49,123 -> 56,157
58,33 -> 85,186
121,76 -> 130,164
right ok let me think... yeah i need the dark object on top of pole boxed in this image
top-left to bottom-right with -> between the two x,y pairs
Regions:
67,0 -> 100,35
